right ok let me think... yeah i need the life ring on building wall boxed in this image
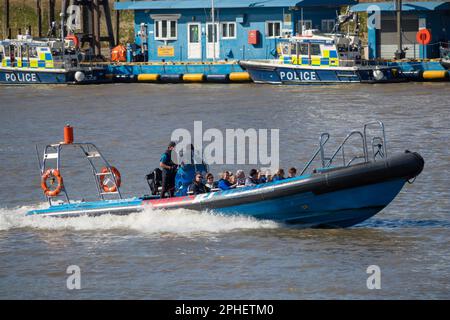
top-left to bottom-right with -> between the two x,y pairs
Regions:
416,29 -> 431,45
99,166 -> 121,193
65,34 -> 80,48
41,169 -> 64,197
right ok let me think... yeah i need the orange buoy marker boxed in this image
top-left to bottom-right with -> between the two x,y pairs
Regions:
416,29 -> 431,45
64,125 -> 74,144
99,167 -> 121,193
41,169 -> 64,197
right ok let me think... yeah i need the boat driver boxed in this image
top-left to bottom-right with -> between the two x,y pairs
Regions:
160,141 -> 177,198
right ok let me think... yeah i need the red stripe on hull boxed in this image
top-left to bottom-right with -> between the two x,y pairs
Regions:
144,195 -> 196,208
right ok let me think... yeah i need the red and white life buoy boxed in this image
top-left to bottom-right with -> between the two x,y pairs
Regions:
41,169 -> 64,197
65,34 -> 80,48
99,166 -> 121,193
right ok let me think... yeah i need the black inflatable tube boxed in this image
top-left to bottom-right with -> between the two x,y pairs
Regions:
160,74 -> 183,83
206,74 -> 230,83
174,151 -> 424,211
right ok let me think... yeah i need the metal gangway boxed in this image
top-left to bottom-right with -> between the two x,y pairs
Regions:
300,121 -> 388,176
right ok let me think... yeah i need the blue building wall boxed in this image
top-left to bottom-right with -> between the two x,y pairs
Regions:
354,2 -> 450,60
129,6 -> 340,62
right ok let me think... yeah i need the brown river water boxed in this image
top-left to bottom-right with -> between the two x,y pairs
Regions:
0,82 -> 449,299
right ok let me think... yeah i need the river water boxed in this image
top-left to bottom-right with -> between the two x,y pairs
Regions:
0,82 -> 449,299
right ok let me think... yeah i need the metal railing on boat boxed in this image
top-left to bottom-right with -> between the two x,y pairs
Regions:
300,121 -> 388,175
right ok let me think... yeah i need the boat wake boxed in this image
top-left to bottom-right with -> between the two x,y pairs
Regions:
0,204 -> 279,234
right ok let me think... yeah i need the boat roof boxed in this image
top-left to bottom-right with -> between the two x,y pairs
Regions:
351,1 -> 450,12
115,0 -> 356,10
0,39 -> 50,47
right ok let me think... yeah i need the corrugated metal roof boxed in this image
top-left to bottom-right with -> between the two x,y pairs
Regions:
115,0 -> 356,11
350,1 -> 450,12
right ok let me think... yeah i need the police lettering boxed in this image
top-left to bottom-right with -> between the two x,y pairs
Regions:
5,73 -> 37,82
279,70 -> 317,82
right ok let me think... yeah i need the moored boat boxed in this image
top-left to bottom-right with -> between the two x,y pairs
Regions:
0,34 -> 108,85
240,29 -> 406,85
27,122 -> 424,228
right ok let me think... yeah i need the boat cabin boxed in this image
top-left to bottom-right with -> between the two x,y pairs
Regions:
277,30 -> 363,67
0,35 -> 56,69
0,34 -> 80,70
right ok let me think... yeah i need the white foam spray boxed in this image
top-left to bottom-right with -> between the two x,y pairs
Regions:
0,203 -> 279,235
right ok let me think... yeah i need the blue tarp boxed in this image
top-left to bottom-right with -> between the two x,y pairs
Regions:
351,1 -> 450,12
115,0 -> 356,10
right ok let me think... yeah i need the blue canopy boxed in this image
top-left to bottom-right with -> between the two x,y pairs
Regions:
115,0 -> 356,10
350,1 -> 450,12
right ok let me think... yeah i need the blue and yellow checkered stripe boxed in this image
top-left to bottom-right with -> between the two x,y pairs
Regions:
281,49 -> 339,67
1,53 -> 53,69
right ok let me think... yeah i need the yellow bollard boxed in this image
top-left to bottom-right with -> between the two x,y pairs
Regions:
182,74 -> 205,82
229,72 -> 252,82
137,74 -> 160,82
422,70 -> 449,80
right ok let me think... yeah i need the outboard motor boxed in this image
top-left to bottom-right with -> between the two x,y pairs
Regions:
146,168 -> 162,195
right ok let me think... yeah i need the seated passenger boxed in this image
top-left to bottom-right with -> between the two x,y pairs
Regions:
258,169 -> 270,183
245,169 -> 260,186
228,171 -> 236,185
187,172 -> 210,195
218,171 -> 236,190
236,170 -> 246,186
265,170 -> 273,182
272,169 -> 285,182
288,167 -> 297,178
205,173 -> 218,190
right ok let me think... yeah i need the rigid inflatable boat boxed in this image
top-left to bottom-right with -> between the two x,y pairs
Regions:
27,122 -> 424,228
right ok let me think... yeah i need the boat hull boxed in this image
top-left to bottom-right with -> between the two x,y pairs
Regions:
0,67 -> 109,84
27,152 -> 424,228
239,61 -> 406,85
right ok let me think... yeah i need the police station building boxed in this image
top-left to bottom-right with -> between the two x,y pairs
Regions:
114,0 -> 356,62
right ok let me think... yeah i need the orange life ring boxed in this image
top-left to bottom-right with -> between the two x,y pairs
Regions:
41,169 -> 64,197
65,34 -> 80,48
416,29 -> 431,45
99,166 -> 121,193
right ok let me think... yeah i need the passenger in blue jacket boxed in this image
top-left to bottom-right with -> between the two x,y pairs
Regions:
272,168 -> 285,182
217,171 -> 236,190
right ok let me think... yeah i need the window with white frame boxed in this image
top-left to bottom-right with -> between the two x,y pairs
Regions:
221,22 -> 236,39
321,19 -> 335,33
266,21 -> 282,38
154,19 -> 177,40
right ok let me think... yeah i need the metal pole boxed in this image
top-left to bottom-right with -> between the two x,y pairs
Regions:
48,0 -> 55,36
61,0 -> 66,41
103,0 -> 116,48
115,0 -> 120,45
3,0 -> 9,39
395,0 -> 405,59
61,0 -> 67,66
211,0 -> 215,61
36,0 -> 42,37
93,0 -> 101,56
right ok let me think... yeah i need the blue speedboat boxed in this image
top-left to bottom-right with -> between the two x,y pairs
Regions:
27,122 -> 424,228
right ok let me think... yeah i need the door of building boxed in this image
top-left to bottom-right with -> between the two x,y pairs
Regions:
187,23 -> 202,59
206,23 -> 220,59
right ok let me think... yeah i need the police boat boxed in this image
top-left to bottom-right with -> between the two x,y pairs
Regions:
0,33 -> 107,84
27,122 -> 424,228
239,29 -> 406,85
